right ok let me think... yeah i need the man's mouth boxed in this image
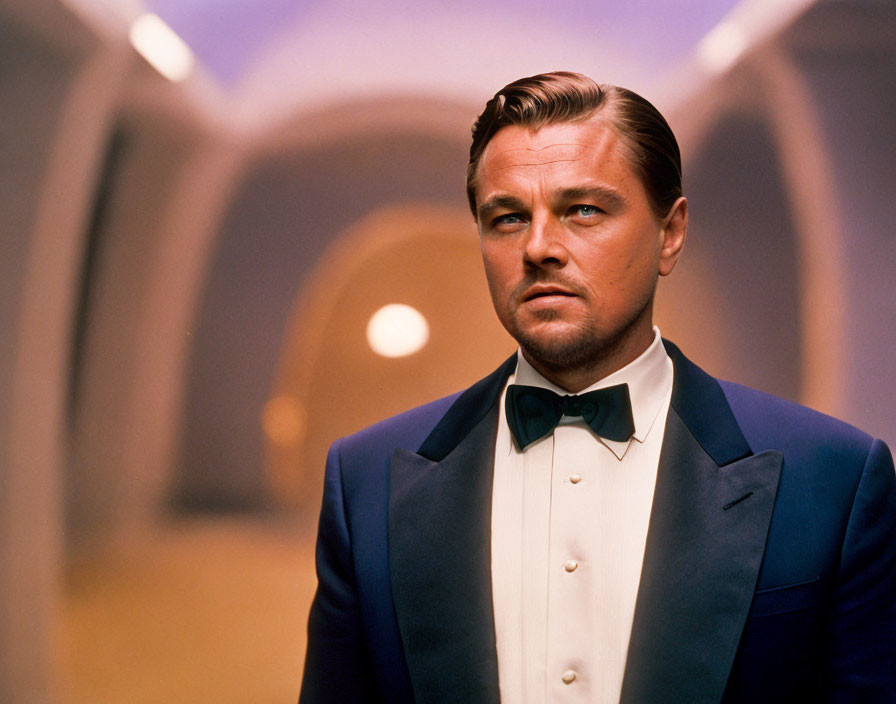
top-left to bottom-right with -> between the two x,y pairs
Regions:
523,285 -> 578,302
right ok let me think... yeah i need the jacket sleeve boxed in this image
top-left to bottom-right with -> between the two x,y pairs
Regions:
827,438 -> 896,701
299,438 -> 375,703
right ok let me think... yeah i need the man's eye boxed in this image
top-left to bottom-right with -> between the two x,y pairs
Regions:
494,213 -> 525,227
571,204 -> 602,218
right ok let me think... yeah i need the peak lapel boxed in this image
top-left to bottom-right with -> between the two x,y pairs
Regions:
388,357 -> 514,704
621,345 -> 784,703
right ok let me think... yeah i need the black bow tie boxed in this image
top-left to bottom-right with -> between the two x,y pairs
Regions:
505,384 -> 635,451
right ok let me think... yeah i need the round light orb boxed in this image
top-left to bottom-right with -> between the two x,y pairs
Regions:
366,304 -> 430,358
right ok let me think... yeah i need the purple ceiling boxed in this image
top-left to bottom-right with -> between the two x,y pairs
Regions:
143,0 -> 742,86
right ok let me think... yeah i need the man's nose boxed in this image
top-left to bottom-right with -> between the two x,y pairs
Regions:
524,217 -> 568,267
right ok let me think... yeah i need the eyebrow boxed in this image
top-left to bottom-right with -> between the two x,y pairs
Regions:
556,185 -> 627,211
477,195 -> 527,220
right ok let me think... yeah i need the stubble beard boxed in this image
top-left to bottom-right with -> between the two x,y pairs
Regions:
506,297 -> 655,383
509,308 -> 612,377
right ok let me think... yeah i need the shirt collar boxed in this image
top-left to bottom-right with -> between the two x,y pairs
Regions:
509,327 -> 673,458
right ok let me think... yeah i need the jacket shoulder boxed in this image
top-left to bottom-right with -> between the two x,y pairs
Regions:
337,392 -> 462,463
718,379 -> 875,460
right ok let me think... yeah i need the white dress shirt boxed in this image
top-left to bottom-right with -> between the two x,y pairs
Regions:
491,328 -> 674,703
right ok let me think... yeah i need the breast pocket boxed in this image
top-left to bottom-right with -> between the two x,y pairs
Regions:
748,576 -> 823,618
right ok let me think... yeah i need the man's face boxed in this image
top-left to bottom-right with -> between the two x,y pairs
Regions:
474,118 -> 686,388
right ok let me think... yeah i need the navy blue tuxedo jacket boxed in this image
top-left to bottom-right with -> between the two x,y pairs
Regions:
300,341 -> 896,703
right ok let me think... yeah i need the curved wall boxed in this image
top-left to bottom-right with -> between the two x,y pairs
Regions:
683,111 -> 803,399
175,107 -> 477,508
786,0 -> 896,442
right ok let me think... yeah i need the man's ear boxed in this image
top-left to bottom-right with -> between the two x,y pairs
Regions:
658,196 -> 687,277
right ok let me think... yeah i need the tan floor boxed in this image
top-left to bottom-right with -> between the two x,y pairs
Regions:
59,517 -> 318,704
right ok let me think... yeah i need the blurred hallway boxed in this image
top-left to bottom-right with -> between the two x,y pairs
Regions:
60,518 -> 315,703
2,0 -> 895,700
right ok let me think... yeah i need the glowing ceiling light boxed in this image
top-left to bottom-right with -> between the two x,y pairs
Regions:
366,304 -> 430,358
697,21 -> 747,75
129,13 -> 195,82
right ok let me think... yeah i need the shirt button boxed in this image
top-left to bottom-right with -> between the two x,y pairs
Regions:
564,559 -> 578,573
562,670 -> 577,684
569,473 -> 582,484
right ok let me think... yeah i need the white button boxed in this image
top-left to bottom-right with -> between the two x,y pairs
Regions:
563,559 -> 578,573
569,473 -> 582,484
562,670 -> 577,684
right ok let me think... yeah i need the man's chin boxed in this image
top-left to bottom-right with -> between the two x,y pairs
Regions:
515,327 -> 605,373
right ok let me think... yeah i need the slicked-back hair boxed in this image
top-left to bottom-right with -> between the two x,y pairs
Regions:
466,71 -> 683,219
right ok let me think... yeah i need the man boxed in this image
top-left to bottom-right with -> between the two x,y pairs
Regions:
299,72 -> 896,703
